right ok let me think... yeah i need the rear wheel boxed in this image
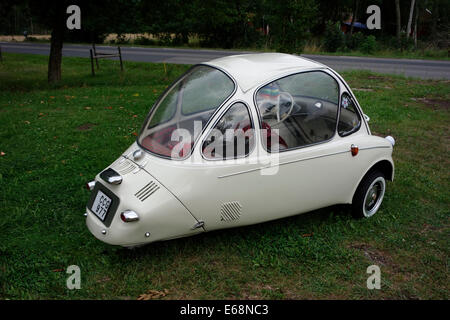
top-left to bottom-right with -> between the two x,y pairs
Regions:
352,171 -> 386,218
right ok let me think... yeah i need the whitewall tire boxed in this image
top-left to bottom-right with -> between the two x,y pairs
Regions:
352,171 -> 386,218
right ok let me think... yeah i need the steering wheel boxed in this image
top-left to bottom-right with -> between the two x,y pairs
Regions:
276,91 -> 295,123
260,91 -> 295,124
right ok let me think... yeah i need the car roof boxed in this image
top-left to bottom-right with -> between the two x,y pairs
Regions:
204,53 -> 327,92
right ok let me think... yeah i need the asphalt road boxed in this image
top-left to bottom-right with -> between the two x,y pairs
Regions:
1,41 -> 449,80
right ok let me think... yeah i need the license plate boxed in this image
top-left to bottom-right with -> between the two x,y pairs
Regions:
91,190 -> 112,221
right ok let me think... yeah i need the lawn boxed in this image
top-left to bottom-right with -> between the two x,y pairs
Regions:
301,47 -> 450,61
0,53 -> 448,299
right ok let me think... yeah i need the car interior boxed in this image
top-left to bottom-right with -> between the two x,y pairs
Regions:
139,68 -> 362,159
256,77 -> 339,152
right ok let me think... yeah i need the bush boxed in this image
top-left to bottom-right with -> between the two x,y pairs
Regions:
65,30 -> 107,44
156,33 -> 173,46
134,36 -> 156,46
114,34 -> 130,45
344,32 -> 365,50
397,32 -> 415,52
360,35 -> 377,54
24,36 -> 40,42
323,21 -> 344,52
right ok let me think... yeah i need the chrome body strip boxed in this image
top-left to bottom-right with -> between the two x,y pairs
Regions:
218,146 -> 391,179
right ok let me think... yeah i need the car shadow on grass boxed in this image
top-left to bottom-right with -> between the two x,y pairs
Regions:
111,204 -> 353,258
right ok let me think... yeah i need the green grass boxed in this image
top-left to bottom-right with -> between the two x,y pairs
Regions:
0,53 -> 449,299
302,48 -> 450,61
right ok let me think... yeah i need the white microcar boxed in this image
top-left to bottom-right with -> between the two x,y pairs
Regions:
85,53 -> 395,247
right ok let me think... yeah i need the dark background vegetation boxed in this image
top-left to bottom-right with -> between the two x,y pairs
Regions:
1,0 -> 449,48
1,0 -> 448,82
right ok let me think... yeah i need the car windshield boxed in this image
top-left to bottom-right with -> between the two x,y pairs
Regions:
138,65 -> 235,159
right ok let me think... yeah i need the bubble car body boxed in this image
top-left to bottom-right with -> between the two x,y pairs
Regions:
85,53 -> 395,247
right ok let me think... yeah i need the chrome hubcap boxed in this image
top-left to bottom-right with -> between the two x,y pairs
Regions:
363,177 -> 385,217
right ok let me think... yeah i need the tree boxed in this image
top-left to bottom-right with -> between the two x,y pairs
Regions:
27,1 -> 68,83
430,0 -> 439,40
263,0 -> 318,52
349,0 -> 359,35
26,0 -> 140,83
190,0 -> 254,48
140,0 -> 194,45
413,0 -> 419,46
324,21 -> 344,52
395,0 -> 401,39
406,0 -> 416,38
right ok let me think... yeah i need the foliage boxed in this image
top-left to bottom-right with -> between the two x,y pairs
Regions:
344,32 -> 366,51
133,36 -> 156,46
323,21 -> 344,52
140,0 -> 193,46
360,35 -> 377,54
397,32 -> 415,52
263,0 -> 317,53
189,0 -> 257,48
1,0 -> 449,56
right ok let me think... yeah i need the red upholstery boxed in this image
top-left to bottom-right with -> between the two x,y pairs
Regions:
142,121 -> 288,157
261,122 -> 288,149
141,125 -> 192,158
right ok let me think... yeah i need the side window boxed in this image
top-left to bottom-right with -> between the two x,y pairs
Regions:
202,102 -> 254,160
256,71 -> 339,152
338,93 -> 361,136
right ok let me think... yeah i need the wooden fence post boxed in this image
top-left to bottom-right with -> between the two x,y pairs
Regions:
118,46 -> 123,72
90,49 -> 95,76
89,44 -> 123,75
93,43 -> 99,69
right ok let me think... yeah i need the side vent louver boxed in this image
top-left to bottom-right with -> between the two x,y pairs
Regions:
220,201 -> 242,221
135,181 -> 160,202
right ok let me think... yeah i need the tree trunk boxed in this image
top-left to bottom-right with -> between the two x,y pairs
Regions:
431,0 -> 439,41
350,0 -> 359,35
395,0 -> 401,39
414,0 -> 419,47
48,26 -> 64,83
406,0 -> 416,38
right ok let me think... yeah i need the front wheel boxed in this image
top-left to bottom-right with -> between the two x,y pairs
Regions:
352,171 -> 386,218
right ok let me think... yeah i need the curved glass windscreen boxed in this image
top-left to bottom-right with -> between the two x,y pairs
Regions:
138,66 -> 235,159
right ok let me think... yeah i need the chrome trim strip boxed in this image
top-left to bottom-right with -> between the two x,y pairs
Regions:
218,149 -> 350,179
359,146 -> 391,151
218,167 -> 263,178
217,145 -> 391,178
